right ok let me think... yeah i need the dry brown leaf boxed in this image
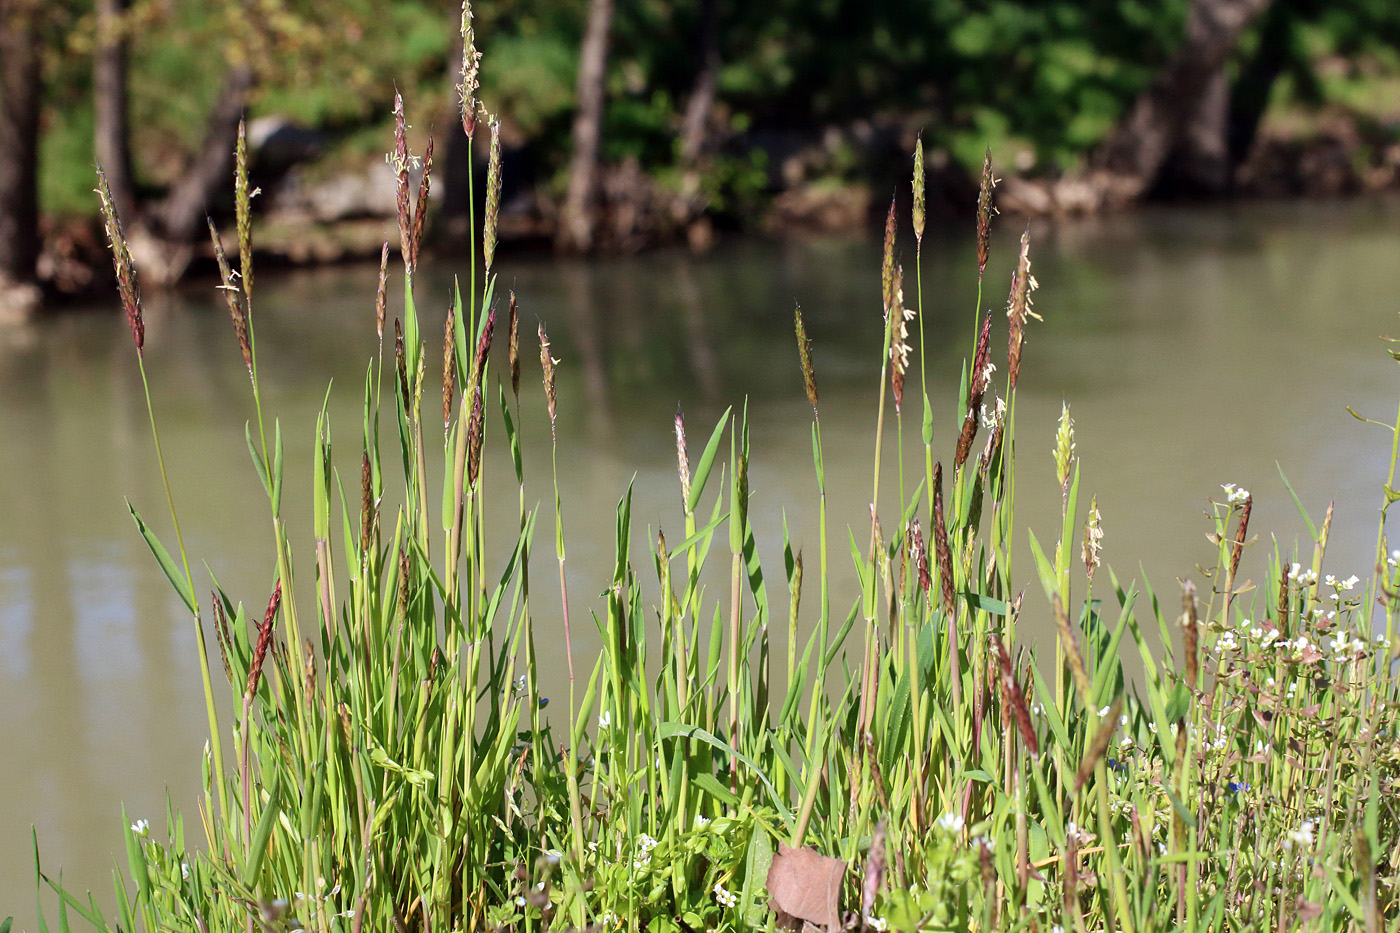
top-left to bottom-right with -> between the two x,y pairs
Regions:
767,842 -> 845,932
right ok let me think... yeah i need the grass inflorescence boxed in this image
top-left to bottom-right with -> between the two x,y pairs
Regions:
37,11 -> 1400,932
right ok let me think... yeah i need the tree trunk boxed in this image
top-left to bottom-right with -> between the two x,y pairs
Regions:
149,66 -> 254,243
557,0 -> 615,253
133,65 -> 254,284
678,0 -> 719,168
1155,66 -> 1232,196
1228,2 -> 1295,167
94,0 -> 136,223
1094,0 -> 1276,200
0,0 -> 44,317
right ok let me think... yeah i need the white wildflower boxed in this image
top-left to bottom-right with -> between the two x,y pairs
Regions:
937,811 -> 965,833
598,710 -> 612,730
130,819 -> 150,838
714,882 -> 738,909
1283,820 -> 1315,850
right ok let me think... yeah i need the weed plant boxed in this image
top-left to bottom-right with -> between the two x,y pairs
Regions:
32,8 -> 1400,932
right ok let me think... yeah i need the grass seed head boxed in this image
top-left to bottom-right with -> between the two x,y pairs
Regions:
675,409 -> 691,509
954,313 -> 993,471
932,462 -> 955,615
508,291 -> 520,402
467,388 -> 485,488
375,242 -> 389,350
458,0 -> 481,140
443,310 -> 456,432
993,632 -> 1039,759
471,306 -> 496,393
360,449 -> 374,556
211,593 -> 233,681
246,578 -> 282,700
1006,229 -> 1037,392
392,92 -> 413,274
794,304 -> 819,415
907,517 -> 931,594
411,136 -> 434,274
881,196 -> 897,313
95,167 -> 143,355
912,136 -> 926,247
207,219 -> 253,377
484,118 -> 502,272
889,263 -> 911,413
1054,402 -> 1075,496
235,118 -> 254,307
1083,497 -> 1103,582
395,318 -> 410,405
539,323 -> 558,441
976,148 -> 996,276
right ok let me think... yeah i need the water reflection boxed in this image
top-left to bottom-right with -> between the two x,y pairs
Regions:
3,200 -> 1400,926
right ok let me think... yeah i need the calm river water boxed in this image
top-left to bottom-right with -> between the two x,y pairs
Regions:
3,200 -> 1399,922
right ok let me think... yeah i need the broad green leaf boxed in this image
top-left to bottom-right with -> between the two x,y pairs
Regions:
688,407 -> 732,513
127,502 -> 196,615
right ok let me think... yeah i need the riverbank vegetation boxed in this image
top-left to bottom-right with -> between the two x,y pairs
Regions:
27,12 -> 1400,932
6,0 -> 1400,317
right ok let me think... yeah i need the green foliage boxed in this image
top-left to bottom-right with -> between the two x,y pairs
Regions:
38,19 -> 1400,933
30,0 -> 1400,231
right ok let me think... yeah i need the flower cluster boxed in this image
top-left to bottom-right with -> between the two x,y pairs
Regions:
1220,483 -> 1250,504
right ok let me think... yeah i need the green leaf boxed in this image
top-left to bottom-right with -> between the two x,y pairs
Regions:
921,392 -> 934,445
962,592 -> 1008,615
246,421 -> 269,498
242,767 -> 283,888
271,418 -> 285,515
691,773 -> 738,807
1276,463 -> 1318,540
688,407 -> 732,513
658,723 -> 793,829
1163,682 -> 1190,723
741,826 -> 775,927
127,502 -> 196,615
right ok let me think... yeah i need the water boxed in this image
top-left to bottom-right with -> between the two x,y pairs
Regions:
3,200 -> 1399,924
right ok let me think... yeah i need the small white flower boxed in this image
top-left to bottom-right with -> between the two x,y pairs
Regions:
514,896 -> 526,907
1284,820 -> 1315,850
1099,706 -> 1111,717
869,918 -> 888,932
1325,574 -> 1338,587
130,819 -> 150,838
694,814 -> 711,830
181,862 -> 190,880
937,811 -> 965,833
714,881 -> 738,909
1341,574 -> 1360,591
545,849 -> 563,865
638,833 -> 659,853
598,710 -> 612,730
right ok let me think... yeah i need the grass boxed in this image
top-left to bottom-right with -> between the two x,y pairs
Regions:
27,10 -> 1400,932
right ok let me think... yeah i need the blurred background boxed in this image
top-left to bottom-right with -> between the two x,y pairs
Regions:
4,0 -> 1400,928
3,0 -> 1400,312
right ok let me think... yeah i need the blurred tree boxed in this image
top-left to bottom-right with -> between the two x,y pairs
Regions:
0,0 -> 44,317
1095,0 -> 1276,199
93,0 -> 135,221
678,0 -> 719,168
558,0 -> 614,252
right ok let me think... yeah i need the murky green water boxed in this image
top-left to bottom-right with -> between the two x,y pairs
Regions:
3,200 -> 1399,923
